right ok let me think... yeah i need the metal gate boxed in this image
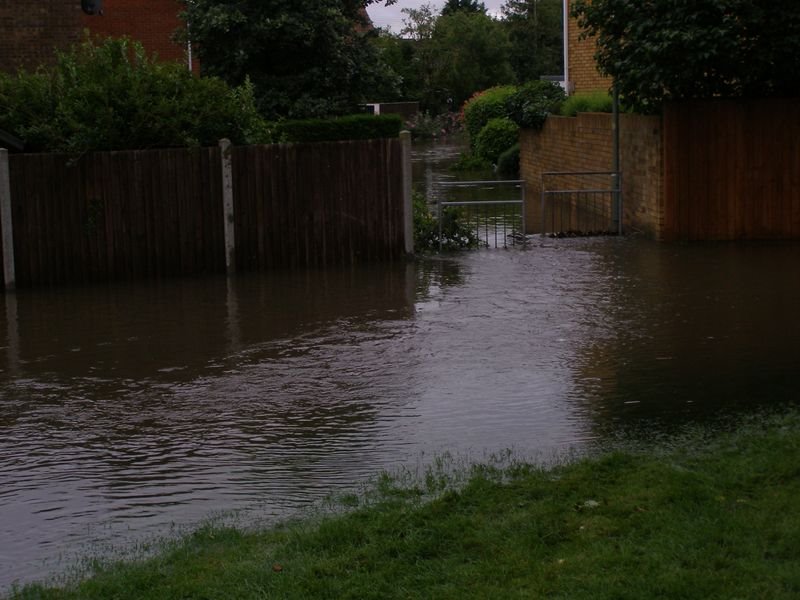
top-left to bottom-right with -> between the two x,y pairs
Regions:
436,180 -> 526,250
540,171 -> 622,237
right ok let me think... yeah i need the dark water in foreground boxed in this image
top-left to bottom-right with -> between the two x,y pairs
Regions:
1,238 -> 800,589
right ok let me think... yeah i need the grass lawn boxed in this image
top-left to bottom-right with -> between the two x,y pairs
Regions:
11,410 -> 800,599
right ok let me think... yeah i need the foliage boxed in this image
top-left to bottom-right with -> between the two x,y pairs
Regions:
571,0 -> 800,113
450,152 -> 493,172
474,117 -> 519,163
400,3 -> 438,40
413,193 -> 482,251
396,7 -> 514,113
441,0 -> 487,16
496,142 -> 520,177
0,37 -> 268,153
461,81 -> 562,151
461,85 -> 517,144
427,12 -> 515,111
181,0 -> 400,120
272,114 -> 402,143
404,111 -> 463,140
504,80 -> 565,128
370,33 -> 421,103
16,409 -> 800,599
560,91 -> 613,116
502,0 -> 564,83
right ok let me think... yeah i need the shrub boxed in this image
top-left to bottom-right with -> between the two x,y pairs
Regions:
474,117 -> 519,164
505,80 -> 566,129
560,91 -> 613,116
461,85 -> 517,146
0,37 -> 269,153
450,152 -> 493,173
413,192 -> 482,252
272,114 -> 402,143
496,143 -> 520,177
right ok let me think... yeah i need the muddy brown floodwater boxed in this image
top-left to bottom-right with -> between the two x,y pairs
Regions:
2,237 -> 800,589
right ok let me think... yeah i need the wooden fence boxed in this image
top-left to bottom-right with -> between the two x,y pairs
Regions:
0,136 -> 410,288
232,139 -> 405,270
663,98 -> 800,240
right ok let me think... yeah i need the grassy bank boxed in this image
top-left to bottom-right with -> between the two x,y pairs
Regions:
13,411 -> 800,599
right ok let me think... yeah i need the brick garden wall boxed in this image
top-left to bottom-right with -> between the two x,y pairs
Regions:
520,112 -> 663,238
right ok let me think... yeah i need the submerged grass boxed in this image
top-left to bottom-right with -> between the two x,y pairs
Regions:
11,410 -> 800,599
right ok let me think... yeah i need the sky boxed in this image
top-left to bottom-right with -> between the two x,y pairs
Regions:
367,0 -> 507,33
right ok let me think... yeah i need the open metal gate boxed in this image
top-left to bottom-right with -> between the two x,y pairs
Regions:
540,171 -> 622,237
436,179 -> 526,250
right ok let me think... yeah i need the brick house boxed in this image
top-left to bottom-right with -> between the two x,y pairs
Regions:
562,0 -> 610,94
0,0 -> 192,73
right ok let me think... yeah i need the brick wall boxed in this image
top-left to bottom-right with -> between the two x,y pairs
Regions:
80,0 -> 191,68
566,0 -> 611,94
520,112 -> 663,238
0,1 -> 192,73
0,1 -> 82,72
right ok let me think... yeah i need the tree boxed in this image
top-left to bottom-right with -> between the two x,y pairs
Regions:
572,0 -> 800,113
370,30 -> 421,102
400,3 -> 438,40
441,0 -> 487,17
428,11 -> 515,109
501,0 -> 563,82
181,0 -> 400,119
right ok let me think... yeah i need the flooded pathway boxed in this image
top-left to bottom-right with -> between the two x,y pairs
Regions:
2,239 -> 800,588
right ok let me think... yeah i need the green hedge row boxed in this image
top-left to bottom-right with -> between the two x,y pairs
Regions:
274,114 -> 403,143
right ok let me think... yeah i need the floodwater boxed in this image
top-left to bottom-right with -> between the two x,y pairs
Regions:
2,140 -> 800,590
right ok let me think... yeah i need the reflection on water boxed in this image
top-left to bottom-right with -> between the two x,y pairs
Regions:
1,240 -> 800,589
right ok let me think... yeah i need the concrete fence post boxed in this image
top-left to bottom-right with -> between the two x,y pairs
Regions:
400,131 -> 413,255
0,149 -> 15,290
219,139 -> 236,275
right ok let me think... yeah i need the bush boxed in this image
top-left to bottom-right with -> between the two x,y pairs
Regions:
505,81 -> 566,129
272,114 -> 403,143
0,37 -> 268,153
474,117 -> 519,164
413,192 -> 482,252
496,143 -> 520,177
560,91 -> 613,116
461,85 -> 517,146
450,152 -> 493,173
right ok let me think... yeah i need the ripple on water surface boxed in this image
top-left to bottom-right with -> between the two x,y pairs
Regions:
1,238 -> 800,588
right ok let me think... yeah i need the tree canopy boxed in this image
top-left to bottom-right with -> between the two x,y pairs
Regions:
441,0 -> 487,16
181,0 -> 400,119
502,0 -> 563,83
572,0 -> 800,112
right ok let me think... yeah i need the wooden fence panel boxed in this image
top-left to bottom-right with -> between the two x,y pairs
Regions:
8,147 -> 224,286
232,138 -> 405,271
4,138 -> 404,287
663,98 -> 800,241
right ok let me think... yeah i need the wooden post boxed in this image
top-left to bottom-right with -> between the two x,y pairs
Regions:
0,149 -> 15,290
219,139 -> 236,274
400,131 -> 413,255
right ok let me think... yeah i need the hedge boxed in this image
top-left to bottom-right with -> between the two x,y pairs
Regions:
274,114 -> 403,143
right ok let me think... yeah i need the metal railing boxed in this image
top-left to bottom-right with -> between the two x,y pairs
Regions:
540,171 -> 622,237
436,180 -> 526,251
